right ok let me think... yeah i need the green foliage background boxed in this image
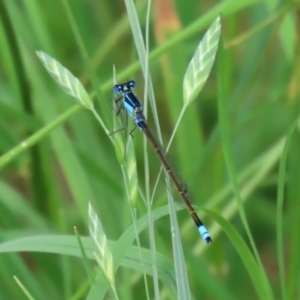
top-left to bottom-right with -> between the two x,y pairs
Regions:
0,0 -> 299,299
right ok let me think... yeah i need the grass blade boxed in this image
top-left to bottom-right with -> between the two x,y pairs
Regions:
183,16 -> 221,106
36,51 -> 93,110
88,203 -> 117,298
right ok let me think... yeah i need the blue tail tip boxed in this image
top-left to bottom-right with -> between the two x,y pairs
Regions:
205,236 -> 212,244
198,225 -> 212,244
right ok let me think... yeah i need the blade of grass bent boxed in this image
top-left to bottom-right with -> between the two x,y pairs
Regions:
276,119 -> 299,300
217,38 -> 273,299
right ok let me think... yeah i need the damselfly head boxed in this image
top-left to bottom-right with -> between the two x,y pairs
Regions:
112,81 -> 136,94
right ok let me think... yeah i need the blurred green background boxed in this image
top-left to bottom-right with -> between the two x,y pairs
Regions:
0,0 -> 300,299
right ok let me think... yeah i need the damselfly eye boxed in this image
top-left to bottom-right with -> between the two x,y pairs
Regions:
127,80 -> 136,89
112,85 -> 122,94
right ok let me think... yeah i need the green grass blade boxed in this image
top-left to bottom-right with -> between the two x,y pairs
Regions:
167,189 -> 191,300
36,51 -> 93,110
217,37 -> 273,300
74,226 -> 94,285
124,138 -> 138,205
122,2 -> 161,299
168,16 -> 221,154
0,205 -> 181,298
183,16 -> 221,105
13,276 -> 35,300
276,119 -> 298,300
88,204 -> 116,293
206,210 -> 273,299
124,0 -> 160,136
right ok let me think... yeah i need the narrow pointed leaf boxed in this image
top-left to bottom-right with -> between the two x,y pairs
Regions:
88,203 -> 115,286
183,16 -> 221,105
36,51 -> 93,110
125,138 -> 138,205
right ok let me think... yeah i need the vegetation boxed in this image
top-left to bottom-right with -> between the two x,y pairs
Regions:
0,0 -> 299,299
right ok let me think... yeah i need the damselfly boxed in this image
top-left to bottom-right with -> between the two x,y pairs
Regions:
112,80 -> 211,244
